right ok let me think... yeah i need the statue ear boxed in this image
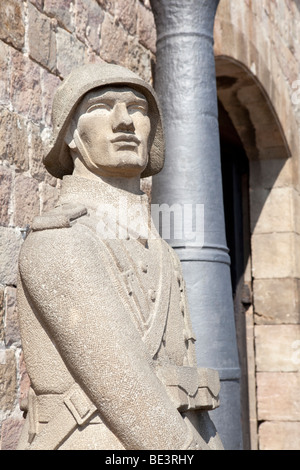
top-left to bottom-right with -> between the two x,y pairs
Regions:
64,119 -> 77,150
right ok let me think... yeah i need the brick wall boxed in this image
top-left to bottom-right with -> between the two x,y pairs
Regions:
0,0 -> 155,450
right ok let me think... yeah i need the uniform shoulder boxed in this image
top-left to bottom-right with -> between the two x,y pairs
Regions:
31,203 -> 87,232
19,203 -> 90,277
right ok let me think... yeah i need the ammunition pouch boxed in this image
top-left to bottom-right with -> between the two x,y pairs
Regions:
157,366 -> 220,412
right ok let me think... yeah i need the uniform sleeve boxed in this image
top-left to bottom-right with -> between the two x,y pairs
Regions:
19,223 -> 196,450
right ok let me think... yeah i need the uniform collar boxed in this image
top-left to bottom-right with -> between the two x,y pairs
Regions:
59,175 -> 152,245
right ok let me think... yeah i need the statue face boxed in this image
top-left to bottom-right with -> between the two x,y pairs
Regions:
71,86 -> 151,178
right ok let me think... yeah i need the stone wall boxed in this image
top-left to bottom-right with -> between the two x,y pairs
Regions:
214,0 -> 300,450
0,0 -> 155,450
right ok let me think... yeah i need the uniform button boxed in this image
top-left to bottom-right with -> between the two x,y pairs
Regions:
140,261 -> 148,273
149,289 -> 156,302
184,329 -> 196,342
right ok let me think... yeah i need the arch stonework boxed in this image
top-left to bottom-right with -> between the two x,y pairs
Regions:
214,0 -> 300,450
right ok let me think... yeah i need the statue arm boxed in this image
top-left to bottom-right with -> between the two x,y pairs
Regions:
19,225 -> 197,450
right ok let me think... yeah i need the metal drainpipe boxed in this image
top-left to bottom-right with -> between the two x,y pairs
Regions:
149,0 -> 243,450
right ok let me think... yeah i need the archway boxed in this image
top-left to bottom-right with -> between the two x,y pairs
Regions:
216,56 -> 291,450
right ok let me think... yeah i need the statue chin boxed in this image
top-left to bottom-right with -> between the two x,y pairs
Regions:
77,154 -> 148,180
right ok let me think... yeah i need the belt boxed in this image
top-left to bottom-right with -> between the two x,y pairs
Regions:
26,383 -> 97,450
24,366 -> 220,450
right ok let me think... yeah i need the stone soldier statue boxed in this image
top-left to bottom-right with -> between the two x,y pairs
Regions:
17,63 -> 223,450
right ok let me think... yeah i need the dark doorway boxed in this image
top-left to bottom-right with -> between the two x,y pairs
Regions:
218,99 -> 251,450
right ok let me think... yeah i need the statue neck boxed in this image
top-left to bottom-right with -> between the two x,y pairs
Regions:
71,150 -> 142,195
73,166 -> 142,195
60,174 -> 149,212
60,175 -> 151,244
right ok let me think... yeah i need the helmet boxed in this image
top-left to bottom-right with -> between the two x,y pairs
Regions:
43,63 -> 165,179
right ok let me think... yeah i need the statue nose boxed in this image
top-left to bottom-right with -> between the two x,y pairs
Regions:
112,103 -> 135,133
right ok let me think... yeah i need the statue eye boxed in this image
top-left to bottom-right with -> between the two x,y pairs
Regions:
87,102 -> 112,113
128,104 -> 148,115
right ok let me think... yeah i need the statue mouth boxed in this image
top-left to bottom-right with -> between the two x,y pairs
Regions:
111,134 -> 141,145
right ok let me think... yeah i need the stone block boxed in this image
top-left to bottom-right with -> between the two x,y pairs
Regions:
293,189 -> 300,235
5,286 -> 20,347
0,108 -> 29,171
245,306 -> 258,450
0,286 -> 4,343
257,372 -> 300,421
233,28 -> 248,67
96,0 -> 115,14
74,0 -> 104,54
213,18 -> 222,55
0,227 -> 23,286
0,112 -> 7,161
14,175 -> 40,228
255,325 -> 300,372
137,3 -> 156,53
100,13 -> 129,66
253,278 -> 300,324
0,0 -> 25,50
73,0 -> 89,43
115,0 -> 137,36
127,37 -> 152,84
250,187 -> 293,234
0,418 -> 24,450
56,27 -> 85,78
28,2 -> 56,72
0,166 -> 13,226
273,35 -> 298,86
10,50 -> 43,123
215,19 -> 235,58
294,234 -> 300,279
0,349 -> 17,413
6,113 -> 29,171
251,232 -> 296,279
0,41 -> 11,106
40,69 -> 61,128
84,49 -> 105,67
259,421 -> 300,450
44,0 -> 74,32
28,122 -> 49,182
75,0 -> 104,54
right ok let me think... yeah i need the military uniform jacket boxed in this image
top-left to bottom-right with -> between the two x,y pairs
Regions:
17,176 -> 221,451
